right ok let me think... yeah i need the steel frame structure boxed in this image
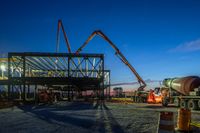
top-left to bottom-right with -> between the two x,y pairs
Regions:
6,52 -> 110,101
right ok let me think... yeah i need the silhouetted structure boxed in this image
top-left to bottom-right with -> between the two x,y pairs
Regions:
0,52 -> 111,101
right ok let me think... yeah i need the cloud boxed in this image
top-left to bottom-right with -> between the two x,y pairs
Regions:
170,38 -> 200,52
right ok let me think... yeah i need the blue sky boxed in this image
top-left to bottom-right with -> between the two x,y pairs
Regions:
0,0 -> 200,87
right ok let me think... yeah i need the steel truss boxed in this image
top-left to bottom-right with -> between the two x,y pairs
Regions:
6,52 -> 110,101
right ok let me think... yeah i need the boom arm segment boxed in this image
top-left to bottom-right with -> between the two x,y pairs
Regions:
76,30 -> 146,91
56,20 -> 71,53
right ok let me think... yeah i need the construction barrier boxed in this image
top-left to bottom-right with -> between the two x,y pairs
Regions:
158,112 -> 174,133
176,108 -> 191,132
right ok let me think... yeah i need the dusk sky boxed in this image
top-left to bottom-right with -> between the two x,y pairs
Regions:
0,0 -> 200,87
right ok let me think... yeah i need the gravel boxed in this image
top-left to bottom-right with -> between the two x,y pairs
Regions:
0,101 -> 199,133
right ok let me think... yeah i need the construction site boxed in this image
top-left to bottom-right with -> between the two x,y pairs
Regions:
1,1 -> 200,133
0,19 -> 200,133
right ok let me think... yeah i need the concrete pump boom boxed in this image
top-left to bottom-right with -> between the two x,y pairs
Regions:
76,30 -> 146,91
56,20 -> 71,53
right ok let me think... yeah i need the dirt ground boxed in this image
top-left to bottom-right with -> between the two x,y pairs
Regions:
0,101 -> 199,133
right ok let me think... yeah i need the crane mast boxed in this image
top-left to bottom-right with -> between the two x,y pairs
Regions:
76,30 -> 146,91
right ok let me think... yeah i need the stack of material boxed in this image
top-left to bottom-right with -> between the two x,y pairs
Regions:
0,101 -> 13,109
110,98 -> 133,104
190,121 -> 200,132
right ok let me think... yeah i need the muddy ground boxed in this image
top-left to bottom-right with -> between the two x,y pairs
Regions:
0,101 -> 199,133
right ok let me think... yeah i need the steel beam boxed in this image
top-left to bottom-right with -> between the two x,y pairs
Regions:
6,52 -> 109,101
